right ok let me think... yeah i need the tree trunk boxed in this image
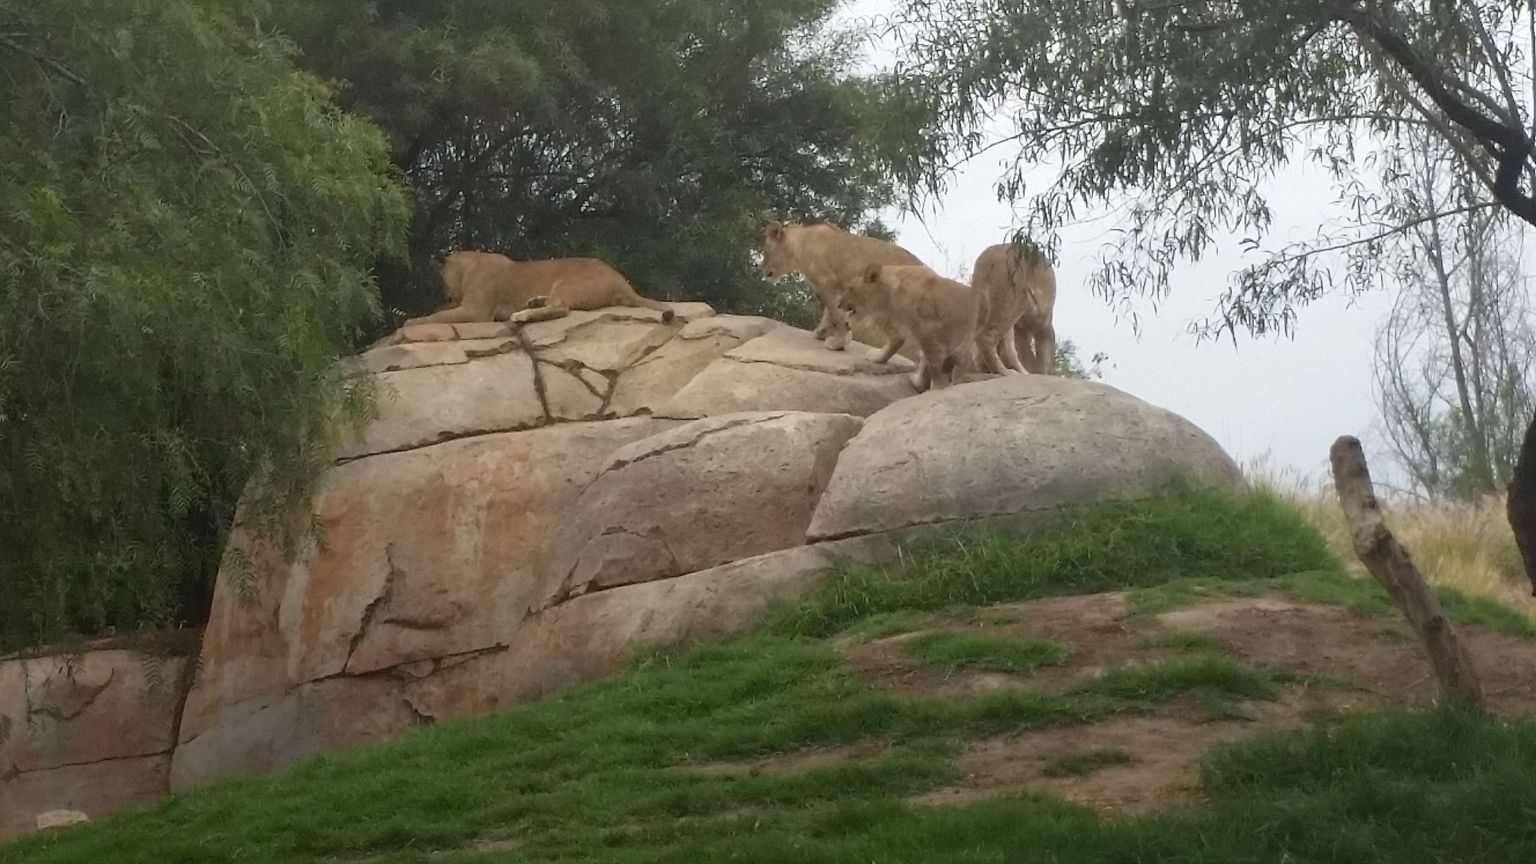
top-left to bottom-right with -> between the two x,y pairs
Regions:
1330,436 -> 1485,709
1509,412 -> 1536,597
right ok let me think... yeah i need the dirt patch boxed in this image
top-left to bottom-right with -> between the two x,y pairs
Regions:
835,592 -> 1536,814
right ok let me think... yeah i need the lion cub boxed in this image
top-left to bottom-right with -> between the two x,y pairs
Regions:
405,250 -> 674,327
840,263 -> 988,392
758,222 -> 923,351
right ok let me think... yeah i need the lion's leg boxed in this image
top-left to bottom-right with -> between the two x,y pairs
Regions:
822,303 -> 851,351
1013,323 -> 1038,374
509,303 -> 571,325
974,328 -> 1009,375
1000,329 -> 1027,373
404,305 -> 488,326
867,335 -> 906,364
911,339 -> 948,392
908,361 -> 931,392
811,306 -> 833,340
1030,323 -> 1057,375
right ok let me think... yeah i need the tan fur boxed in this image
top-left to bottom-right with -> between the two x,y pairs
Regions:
405,250 -> 674,326
758,222 -> 923,351
840,263 -> 987,392
970,241 -> 1058,375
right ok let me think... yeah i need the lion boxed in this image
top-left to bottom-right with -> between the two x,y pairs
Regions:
839,263 -> 988,392
970,241 -> 1058,375
405,250 -> 674,327
758,221 -> 924,351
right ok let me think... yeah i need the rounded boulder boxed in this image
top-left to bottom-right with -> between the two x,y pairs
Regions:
807,375 -> 1244,541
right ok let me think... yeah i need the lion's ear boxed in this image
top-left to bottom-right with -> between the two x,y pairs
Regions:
766,221 -> 786,240
863,263 -> 882,283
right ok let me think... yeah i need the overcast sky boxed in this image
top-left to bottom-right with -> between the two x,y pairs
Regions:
845,1 -> 1401,488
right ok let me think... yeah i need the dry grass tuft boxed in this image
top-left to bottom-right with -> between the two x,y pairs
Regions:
1245,459 -> 1535,621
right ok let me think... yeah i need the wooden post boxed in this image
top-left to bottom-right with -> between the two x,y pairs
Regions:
1329,435 -> 1485,710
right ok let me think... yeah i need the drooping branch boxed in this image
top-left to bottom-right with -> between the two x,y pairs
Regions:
1330,436 -> 1485,709
1334,3 -> 1536,229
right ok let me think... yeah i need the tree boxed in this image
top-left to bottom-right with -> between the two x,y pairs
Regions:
270,0 -> 904,327
0,0 -> 408,649
1053,340 -> 1110,380
1374,130 -> 1536,500
887,0 -> 1536,588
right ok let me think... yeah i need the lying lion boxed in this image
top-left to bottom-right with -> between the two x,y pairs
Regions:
840,263 -> 988,392
758,221 -> 923,351
405,250 -> 674,327
971,241 -> 1057,374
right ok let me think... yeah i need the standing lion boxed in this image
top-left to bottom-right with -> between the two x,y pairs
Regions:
758,221 -> 924,351
969,240 -> 1058,375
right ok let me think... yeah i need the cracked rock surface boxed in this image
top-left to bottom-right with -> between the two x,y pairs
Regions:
0,650 -> 190,839
2,304 -> 1242,831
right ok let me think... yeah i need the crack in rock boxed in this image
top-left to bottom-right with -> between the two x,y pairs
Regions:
546,525 -> 683,610
809,504 -> 1063,545
461,339 -> 521,360
603,413 -> 793,474
401,693 -> 437,727
537,357 -> 610,402
308,644 -> 510,688
4,748 -> 174,776
28,667 -> 115,723
723,355 -> 912,378
344,544 -> 405,671
521,331 -> 558,422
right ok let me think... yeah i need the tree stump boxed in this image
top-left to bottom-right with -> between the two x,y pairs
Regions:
1329,436 -> 1485,710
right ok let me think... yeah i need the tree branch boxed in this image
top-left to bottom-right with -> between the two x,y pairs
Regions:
1334,3 -> 1536,228
0,31 -> 85,86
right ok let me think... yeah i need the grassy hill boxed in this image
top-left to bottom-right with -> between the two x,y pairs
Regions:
8,486 -> 1536,864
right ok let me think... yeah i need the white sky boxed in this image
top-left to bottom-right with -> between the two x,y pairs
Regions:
845,0 -> 1402,487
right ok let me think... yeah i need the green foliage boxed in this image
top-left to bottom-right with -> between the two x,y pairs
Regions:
1052,339 -> 1110,380
270,0 -> 905,327
0,0 -> 408,649
774,483 -> 1342,637
888,0 -> 1536,338
903,631 -> 1071,674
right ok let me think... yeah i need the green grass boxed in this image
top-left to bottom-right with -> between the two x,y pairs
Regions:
904,631 -> 1071,674
1039,748 -> 1135,778
10,485 -> 1536,864
1077,656 -> 1281,705
774,483 -> 1340,638
1128,569 -> 1536,639
1137,630 -> 1229,653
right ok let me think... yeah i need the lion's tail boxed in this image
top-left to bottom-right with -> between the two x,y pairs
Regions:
624,286 -> 675,322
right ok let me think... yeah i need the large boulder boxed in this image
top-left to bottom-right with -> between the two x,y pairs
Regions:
808,375 -> 1245,540
146,302 -> 1243,800
170,305 -> 926,790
